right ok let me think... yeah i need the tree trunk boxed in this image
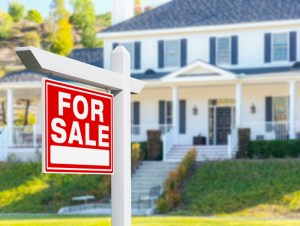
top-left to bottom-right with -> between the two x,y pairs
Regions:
1,101 -> 6,124
24,99 -> 30,126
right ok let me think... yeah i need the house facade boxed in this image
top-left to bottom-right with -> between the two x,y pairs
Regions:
99,0 -> 300,160
0,0 -> 300,162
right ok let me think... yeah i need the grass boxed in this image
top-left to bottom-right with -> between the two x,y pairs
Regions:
182,159 -> 300,217
0,162 -> 108,213
0,215 -> 300,226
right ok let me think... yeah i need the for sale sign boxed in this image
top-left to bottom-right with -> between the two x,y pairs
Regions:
42,79 -> 113,174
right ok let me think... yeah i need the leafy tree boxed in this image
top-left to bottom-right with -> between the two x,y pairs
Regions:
71,0 -> 101,48
50,18 -> 73,56
8,1 -> 25,22
0,11 -> 13,39
23,32 -> 41,47
26,9 -> 43,24
49,0 -> 73,56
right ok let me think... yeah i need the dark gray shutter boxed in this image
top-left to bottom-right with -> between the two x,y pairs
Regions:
209,37 -> 216,65
158,40 -> 164,68
134,42 -> 141,69
231,36 -> 238,65
159,100 -> 165,124
133,102 -> 140,125
180,39 -> 187,67
112,43 -> 119,50
179,100 -> 186,134
264,33 -> 271,63
290,31 -> 297,62
265,96 -> 272,132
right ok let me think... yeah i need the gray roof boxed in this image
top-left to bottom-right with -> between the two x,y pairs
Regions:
0,70 -> 45,83
103,0 -> 300,33
69,48 -> 103,68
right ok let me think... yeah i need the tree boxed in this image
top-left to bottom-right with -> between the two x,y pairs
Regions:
23,32 -> 41,47
26,9 -> 43,24
0,11 -> 13,39
49,0 -> 73,56
71,0 -> 101,48
50,18 -> 73,56
8,1 -> 25,22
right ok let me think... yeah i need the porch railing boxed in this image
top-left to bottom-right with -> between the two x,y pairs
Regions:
227,127 -> 238,159
242,121 -> 290,141
131,124 -> 172,142
162,127 -> 175,161
11,125 -> 42,148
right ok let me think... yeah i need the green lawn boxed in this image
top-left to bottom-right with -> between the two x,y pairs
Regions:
0,215 -> 299,226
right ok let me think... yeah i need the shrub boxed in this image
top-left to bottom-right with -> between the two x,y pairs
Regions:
8,1 -> 25,22
248,140 -> 300,159
157,148 -> 197,213
26,9 -> 43,24
23,32 -> 40,47
0,11 -> 13,39
131,143 -> 141,172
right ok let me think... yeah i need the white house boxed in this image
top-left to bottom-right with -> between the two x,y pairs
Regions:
1,0 -> 300,162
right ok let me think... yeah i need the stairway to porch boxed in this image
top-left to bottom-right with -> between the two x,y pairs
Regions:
166,145 -> 228,162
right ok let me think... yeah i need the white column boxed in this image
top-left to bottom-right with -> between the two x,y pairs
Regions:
235,83 -> 243,128
7,89 -> 13,147
289,80 -> 296,139
172,86 -> 179,144
110,46 -> 131,226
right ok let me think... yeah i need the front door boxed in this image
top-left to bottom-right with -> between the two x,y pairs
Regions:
216,107 -> 231,145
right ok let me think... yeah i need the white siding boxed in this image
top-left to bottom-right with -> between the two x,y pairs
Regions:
103,25 -> 300,73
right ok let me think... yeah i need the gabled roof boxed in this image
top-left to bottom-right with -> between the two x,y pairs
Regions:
103,0 -> 300,33
0,70 -> 45,83
162,60 -> 236,83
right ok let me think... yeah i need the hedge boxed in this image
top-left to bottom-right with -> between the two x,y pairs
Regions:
248,140 -> 300,159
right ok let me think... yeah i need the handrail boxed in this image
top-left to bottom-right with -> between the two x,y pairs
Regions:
162,127 -> 175,161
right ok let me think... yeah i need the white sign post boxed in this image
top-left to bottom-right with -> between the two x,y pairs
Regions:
16,46 -> 144,226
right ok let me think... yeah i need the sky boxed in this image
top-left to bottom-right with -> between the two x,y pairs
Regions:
0,0 -> 170,17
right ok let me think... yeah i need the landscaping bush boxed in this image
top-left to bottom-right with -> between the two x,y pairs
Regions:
26,9 -> 43,24
0,11 -> 13,39
23,32 -> 40,47
248,140 -> 300,159
8,1 -> 25,22
157,148 -> 197,213
131,143 -> 141,172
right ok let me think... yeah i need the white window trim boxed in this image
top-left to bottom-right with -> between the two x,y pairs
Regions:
164,40 -> 180,68
120,42 -> 135,69
271,32 -> 289,63
216,37 -> 231,65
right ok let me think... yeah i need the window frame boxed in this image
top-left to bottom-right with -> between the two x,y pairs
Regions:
272,96 -> 289,122
164,40 -> 180,68
271,33 -> 289,62
216,37 -> 231,65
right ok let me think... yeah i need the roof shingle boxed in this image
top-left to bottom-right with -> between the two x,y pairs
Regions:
103,0 -> 300,33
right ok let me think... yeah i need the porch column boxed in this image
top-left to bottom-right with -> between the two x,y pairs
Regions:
289,80 -> 296,139
7,89 -> 13,147
235,83 -> 243,128
172,86 -> 179,144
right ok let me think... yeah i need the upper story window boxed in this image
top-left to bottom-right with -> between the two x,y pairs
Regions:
272,33 -> 289,62
122,43 -> 135,69
165,40 -> 180,67
217,37 -> 231,65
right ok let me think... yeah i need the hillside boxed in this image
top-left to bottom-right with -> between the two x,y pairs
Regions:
0,162 -> 109,213
0,12 -> 111,76
182,159 -> 300,218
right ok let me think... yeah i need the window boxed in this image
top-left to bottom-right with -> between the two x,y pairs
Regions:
273,97 -> 289,122
217,37 -> 230,65
272,33 -> 288,62
165,40 -> 180,67
165,101 -> 172,125
121,43 -> 134,69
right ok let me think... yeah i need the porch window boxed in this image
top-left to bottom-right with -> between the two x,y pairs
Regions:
121,43 -> 135,69
272,33 -> 288,62
217,37 -> 230,65
165,40 -> 180,67
273,97 -> 289,122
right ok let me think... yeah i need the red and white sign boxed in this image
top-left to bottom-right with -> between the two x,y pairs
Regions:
43,79 -> 113,174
